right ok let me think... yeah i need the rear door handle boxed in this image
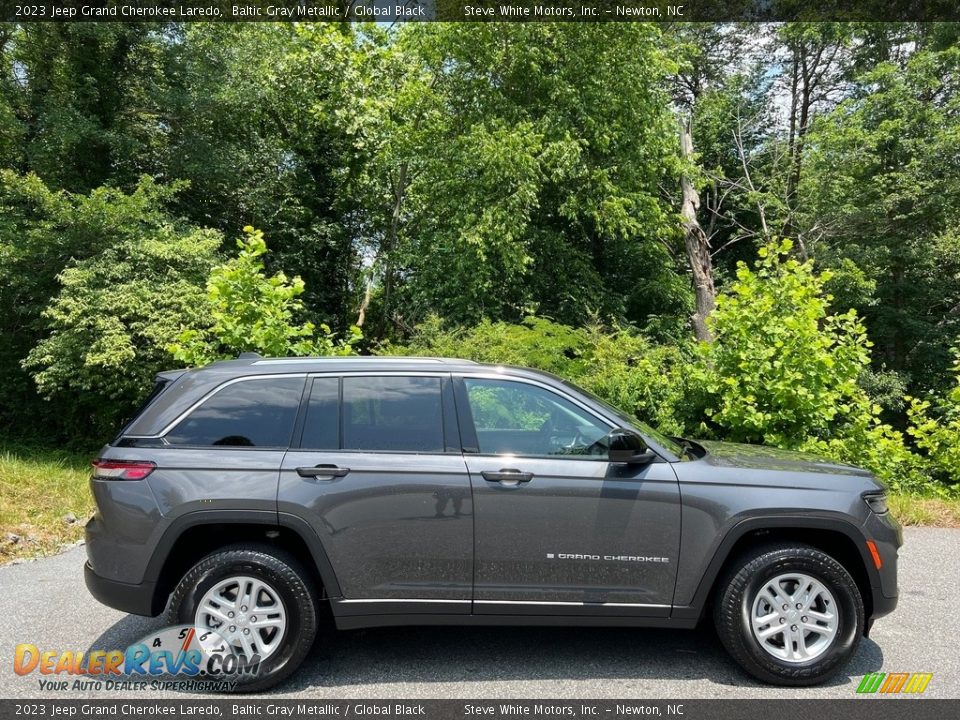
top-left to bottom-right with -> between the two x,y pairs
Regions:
296,464 -> 350,479
481,469 -> 533,487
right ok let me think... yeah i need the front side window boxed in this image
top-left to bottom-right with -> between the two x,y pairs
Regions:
166,376 -> 305,448
342,376 -> 444,452
464,378 -> 610,458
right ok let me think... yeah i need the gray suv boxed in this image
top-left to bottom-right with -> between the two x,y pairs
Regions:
85,356 -> 901,690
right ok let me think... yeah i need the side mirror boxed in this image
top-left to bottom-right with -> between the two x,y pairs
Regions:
607,428 -> 656,465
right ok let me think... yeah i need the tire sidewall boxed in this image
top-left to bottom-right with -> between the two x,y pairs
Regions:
171,552 -> 315,690
736,552 -> 862,682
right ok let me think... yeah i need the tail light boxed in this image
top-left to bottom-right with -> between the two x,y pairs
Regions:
92,459 -> 156,481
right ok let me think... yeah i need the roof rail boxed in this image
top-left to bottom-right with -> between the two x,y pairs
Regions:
237,351 -> 263,359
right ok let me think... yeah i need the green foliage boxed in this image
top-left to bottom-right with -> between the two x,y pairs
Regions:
800,44 -> 960,393
907,351 -> 960,490
0,173 -> 212,440
358,23 -> 688,331
693,240 -> 935,492
697,239 -> 876,446
391,315 -> 693,436
170,227 -> 361,367
20,189 -> 221,437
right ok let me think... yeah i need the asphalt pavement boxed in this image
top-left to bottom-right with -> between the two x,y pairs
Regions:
0,528 -> 956,699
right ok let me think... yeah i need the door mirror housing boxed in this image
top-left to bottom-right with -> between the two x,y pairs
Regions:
607,428 -> 656,465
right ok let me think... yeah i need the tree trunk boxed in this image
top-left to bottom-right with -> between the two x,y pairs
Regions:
679,118 -> 716,342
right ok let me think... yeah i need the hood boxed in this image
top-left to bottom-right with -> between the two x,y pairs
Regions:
694,439 -> 875,477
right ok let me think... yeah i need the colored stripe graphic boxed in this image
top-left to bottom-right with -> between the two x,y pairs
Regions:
880,673 -> 909,693
856,672 -> 932,694
903,673 -> 933,694
857,672 -> 885,693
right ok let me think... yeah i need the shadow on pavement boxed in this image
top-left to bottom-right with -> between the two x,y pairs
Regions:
281,624 -> 885,693
84,616 -> 883,694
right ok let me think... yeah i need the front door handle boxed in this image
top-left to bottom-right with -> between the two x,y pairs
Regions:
481,469 -> 533,487
296,464 -> 350,480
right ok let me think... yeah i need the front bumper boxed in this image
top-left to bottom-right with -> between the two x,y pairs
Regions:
862,508 -> 901,626
84,561 -> 159,617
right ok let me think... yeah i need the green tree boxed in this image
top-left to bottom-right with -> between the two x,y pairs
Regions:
0,24 -> 173,192
800,44 -> 960,394
357,23 -> 687,334
21,206 -> 220,439
0,173 -> 204,440
170,227 -> 361,367
698,240 -> 925,490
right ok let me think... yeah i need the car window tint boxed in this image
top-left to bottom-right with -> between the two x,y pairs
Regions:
464,378 -> 610,458
166,377 -> 304,448
342,376 -> 443,452
301,377 -> 339,450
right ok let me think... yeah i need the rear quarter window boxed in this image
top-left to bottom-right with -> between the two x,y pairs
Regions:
165,376 -> 305,448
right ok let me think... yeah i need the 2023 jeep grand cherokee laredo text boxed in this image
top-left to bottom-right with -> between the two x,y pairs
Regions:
84,356 -> 901,691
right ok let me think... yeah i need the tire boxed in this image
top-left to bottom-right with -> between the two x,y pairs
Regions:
713,543 -> 864,686
167,544 -> 318,692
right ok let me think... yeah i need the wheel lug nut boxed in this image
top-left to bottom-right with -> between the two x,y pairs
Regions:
796,603 -> 802,609
791,625 -> 798,631
251,616 -> 257,622
779,618 -> 785,624
229,625 -> 236,632
243,628 -> 250,635
241,606 -> 247,612
228,612 -> 235,618
802,616 -> 808,622
782,604 -> 788,610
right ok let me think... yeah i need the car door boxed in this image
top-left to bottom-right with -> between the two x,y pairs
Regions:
456,374 -> 681,617
279,373 -> 473,617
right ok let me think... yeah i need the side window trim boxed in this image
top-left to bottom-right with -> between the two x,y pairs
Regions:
454,373 -> 615,460
452,376 -> 479,454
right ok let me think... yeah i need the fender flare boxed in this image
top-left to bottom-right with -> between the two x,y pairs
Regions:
673,512 -> 876,621
144,509 -> 342,614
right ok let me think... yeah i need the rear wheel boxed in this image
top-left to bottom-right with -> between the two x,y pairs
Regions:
167,544 -> 317,692
714,543 -> 864,685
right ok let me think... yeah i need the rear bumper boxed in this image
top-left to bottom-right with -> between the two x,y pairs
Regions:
84,562 -> 160,617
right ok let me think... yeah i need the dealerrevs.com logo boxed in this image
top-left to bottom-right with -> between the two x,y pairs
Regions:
13,625 -> 260,693
856,672 -> 933,695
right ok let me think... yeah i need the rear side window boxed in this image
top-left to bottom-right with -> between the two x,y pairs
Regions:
166,377 -> 305,448
342,376 -> 443,452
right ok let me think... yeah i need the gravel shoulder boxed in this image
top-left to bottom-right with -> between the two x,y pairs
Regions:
0,528 -> 956,699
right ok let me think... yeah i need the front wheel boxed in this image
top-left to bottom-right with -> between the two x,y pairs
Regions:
167,544 -> 318,692
714,543 -> 864,686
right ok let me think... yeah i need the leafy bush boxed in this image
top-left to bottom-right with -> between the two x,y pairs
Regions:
907,351 -> 960,491
170,227 -> 361,367
695,239 -> 937,492
0,173 -> 201,440
23,219 -> 221,438
697,239 -> 877,446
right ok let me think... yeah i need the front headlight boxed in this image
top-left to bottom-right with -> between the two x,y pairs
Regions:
863,492 -> 888,514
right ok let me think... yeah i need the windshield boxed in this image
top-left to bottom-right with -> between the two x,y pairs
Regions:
561,380 -> 686,458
